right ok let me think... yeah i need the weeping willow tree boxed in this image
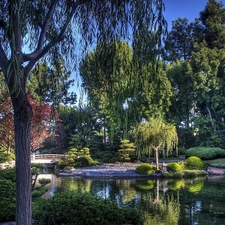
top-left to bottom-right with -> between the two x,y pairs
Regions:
134,117 -> 178,170
0,1 -> 167,224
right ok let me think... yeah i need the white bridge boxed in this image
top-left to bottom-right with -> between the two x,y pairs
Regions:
31,154 -> 64,164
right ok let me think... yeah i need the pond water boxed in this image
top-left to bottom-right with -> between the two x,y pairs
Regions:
49,174 -> 225,225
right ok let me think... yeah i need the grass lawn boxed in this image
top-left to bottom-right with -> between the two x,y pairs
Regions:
203,158 -> 225,167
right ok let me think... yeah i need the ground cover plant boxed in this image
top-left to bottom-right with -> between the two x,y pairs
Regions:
32,191 -> 142,225
203,158 -> 225,168
185,147 -> 225,160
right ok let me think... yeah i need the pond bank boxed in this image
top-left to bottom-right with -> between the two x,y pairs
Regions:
58,163 -> 225,178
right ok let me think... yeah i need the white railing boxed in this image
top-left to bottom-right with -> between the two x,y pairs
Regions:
31,154 -> 64,161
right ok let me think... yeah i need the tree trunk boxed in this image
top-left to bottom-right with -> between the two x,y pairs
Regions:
11,93 -> 32,225
155,149 -> 159,170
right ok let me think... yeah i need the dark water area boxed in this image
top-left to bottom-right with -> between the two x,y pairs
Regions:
50,175 -> 225,225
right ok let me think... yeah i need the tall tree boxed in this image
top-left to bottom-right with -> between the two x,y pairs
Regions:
199,0 -> 225,49
0,1 -> 167,223
165,18 -> 195,61
80,41 -> 173,141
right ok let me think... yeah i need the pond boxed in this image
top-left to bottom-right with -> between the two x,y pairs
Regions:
48,174 -> 225,225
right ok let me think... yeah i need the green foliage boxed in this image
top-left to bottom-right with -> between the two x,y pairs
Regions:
135,163 -> 155,175
94,151 -> 117,163
74,156 -> 98,167
0,168 -> 16,182
161,170 -> 207,178
32,187 -> 48,198
167,180 -> 184,191
38,178 -> 51,186
0,179 -> 16,222
0,151 -> 15,163
167,162 -> 183,172
185,156 -> 205,170
32,191 -> 142,225
117,139 -> 136,162
57,147 -> 98,169
187,181 -> 204,193
186,147 -> 225,160
135,180 -> 155,190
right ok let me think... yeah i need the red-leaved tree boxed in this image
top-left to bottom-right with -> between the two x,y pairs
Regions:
28,95 -> 52,153
0,93 -> 53,154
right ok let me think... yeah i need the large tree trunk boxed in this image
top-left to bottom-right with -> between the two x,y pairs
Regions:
11,92 -> 32,225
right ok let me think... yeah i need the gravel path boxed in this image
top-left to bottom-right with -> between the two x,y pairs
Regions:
58,163 -> 160,178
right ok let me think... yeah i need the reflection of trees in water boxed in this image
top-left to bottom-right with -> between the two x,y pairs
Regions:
57,176 -> 225,224
137,180 -> 180,225
57,177 -> 92,193
116,180 -> 137,204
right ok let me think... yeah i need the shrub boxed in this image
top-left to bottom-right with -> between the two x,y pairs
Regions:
33,191 -> 142,225
38,178 -> 51,186
167,162 -> 182,172
185,156 -> 205,170
117,139 -> 136,162
186,147 -> 225,160
135,163 -> 155,175
0,179 -> 16,222
32,187 -> 48,198
74,156 -> 98,167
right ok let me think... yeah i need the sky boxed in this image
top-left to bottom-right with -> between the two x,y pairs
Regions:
164,0 -> 225,30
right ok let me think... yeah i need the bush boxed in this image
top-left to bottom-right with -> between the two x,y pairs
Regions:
74,156 -> 98,167
135,163 -> 155,175
33,191 -> 142,225
167,162 -> 182,172
0,179 -> 16,222
185,156 -> 205,170
186,147 -> 225,160
32,187 -> 48,198
38,178 -> 51,186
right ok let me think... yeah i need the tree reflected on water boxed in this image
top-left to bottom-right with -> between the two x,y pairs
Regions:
55,176 -> 225,224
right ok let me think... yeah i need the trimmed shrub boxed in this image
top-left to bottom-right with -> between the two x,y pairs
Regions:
167,162 -> 182,172
117,139 -> 136,162
135,163 -> 155,175
74,156 -> 98,167
186,147 -> 225,160
32,191 -> 142,225
185,156 -> 205,170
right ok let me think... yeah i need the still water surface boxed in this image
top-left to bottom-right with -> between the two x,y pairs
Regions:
49,175 -> 225,225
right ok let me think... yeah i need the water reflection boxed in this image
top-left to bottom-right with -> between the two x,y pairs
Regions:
53,176 -> 225,225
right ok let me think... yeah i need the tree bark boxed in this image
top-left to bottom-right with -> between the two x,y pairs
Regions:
11,91 -> 32,225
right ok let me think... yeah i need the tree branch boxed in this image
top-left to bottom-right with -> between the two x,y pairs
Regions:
9,1 -> 22,54
36,0 -> 58,51
23,0 -> 83,63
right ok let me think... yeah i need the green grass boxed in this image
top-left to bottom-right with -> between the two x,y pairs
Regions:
203,158 -> 225,168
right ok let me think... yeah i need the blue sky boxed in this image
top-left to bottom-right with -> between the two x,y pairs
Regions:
164,0 -> 225,30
